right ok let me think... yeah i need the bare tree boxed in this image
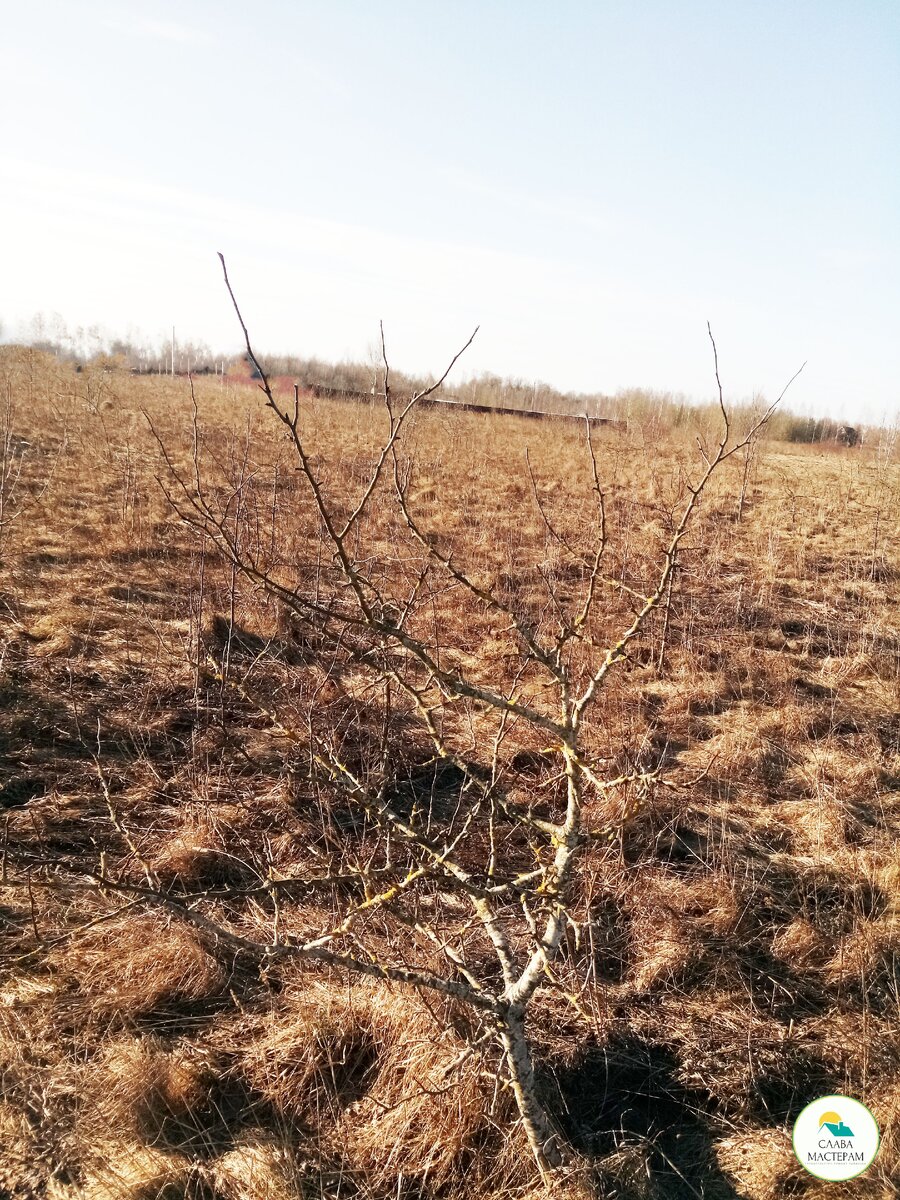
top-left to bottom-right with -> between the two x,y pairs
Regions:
92,262 -> 804,1178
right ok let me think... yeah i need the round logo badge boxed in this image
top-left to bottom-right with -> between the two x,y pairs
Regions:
792,1095 -> 880,1181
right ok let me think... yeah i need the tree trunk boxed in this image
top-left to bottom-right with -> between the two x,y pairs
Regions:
500,1008 -> 566,1173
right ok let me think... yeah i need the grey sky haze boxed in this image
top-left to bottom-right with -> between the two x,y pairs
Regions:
2,1 -> 898,421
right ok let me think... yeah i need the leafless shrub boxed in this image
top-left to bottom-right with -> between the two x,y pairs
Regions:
109,260 -> 801,1176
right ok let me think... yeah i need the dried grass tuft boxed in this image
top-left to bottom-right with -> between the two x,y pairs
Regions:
240,978 -> 528,1196
241,979 -> 377,1122
151,814 -> 255,891
624,871 -> 713,991
85,1035 -> 217,1145
866,1080 -> 900,1186
715,1127 -> 799,1200
771,916 -> 832,968
60,916 -> 227,1017
0,1099 -> 33,1196
339,987 -> 525,1195
27,610 -> 83,658
211,1134 -> 312,1200
51,1142 -> 192,1200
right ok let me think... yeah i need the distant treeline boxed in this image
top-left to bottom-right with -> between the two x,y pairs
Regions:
2,315 -> 875,446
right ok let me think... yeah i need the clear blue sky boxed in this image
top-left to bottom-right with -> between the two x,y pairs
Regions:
2,1 -> 898,421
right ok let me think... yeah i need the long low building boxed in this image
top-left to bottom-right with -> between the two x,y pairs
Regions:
304,382 -> 625,428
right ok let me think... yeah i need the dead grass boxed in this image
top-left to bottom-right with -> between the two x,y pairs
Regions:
715,1127 -> 800,1200
1,347 -> 899,1197
59,1143 -> 193,1200
56,916 -> 230,1019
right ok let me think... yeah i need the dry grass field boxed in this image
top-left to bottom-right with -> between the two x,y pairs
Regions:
1,345 -> 899,1199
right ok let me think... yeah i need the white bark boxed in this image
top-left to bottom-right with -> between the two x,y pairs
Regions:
500,1008 -> 565,1171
